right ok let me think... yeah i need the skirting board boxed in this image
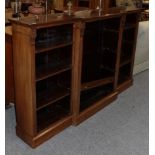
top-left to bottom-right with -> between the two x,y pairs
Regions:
133,60 -> 149,75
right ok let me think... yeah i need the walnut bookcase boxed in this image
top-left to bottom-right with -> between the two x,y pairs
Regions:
10,8 -> 141,148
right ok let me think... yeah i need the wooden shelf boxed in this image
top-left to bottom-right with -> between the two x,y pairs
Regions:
36,85 -> 70,110
81,68 -> 114,83
81,77 -> 114,91
36,64 -> 71,82
102,47 -> 117,54
100,65 -> 115,73
80,84 -> 113,112
37,105 -> 70,132
118,74 -> 130,85
124,23 -> 136,30
120,59 -> 131,68
118,75 -> 130,85
103,28 -> 119,33
36,42 -> 73,53
122,28 -> 136,43
118,62 -> 131,85
120,52 -> 132,67
123,40 -> 134,45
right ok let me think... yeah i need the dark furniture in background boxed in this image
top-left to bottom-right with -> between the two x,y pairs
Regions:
74,0 -> 116,10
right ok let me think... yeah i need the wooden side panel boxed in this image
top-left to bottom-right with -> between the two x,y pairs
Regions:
72,22 -> 85,123
114,15 -> 126,89
129,13 -> 141,77
5,32 -> 15,105
12,24 -> 36,136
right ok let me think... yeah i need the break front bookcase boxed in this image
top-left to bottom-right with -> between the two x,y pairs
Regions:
10,8 -> 141,147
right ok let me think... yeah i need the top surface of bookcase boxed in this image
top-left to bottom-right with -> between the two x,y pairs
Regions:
9,14 -> 77,28
9,8 -> 142,28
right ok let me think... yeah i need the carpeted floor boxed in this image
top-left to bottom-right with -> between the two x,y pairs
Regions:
5,70 -> 149,155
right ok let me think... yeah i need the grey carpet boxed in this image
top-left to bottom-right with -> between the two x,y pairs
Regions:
5,70 -> 149,155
